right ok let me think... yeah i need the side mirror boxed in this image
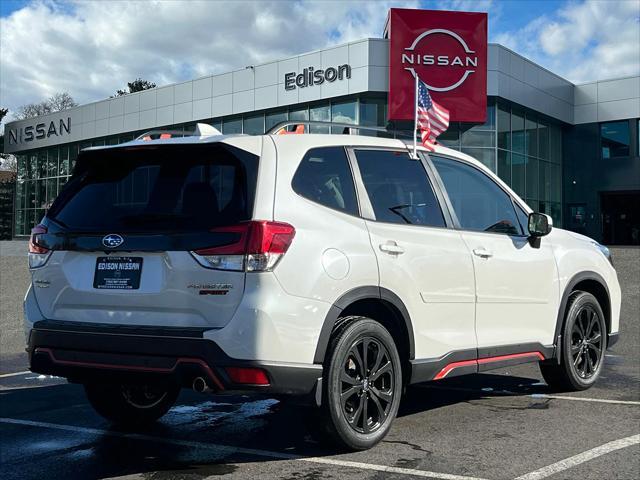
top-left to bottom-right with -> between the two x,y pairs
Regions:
528,212 -> 553,237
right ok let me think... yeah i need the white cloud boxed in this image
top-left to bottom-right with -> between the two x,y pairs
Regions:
0,0 -> 418,124
1,0 -> 638,130
494,0 -> 640,83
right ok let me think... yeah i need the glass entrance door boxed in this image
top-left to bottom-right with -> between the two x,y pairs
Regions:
601,192 -> 640,246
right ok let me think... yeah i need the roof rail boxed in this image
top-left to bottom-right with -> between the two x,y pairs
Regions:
136,122 -> 223,141
267,121 -> 413,139
133,120 -> 413,141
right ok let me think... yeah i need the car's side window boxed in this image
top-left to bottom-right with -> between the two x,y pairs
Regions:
354,149 -> 445,227
430,155 -> 524,236
292,147 -> 359,215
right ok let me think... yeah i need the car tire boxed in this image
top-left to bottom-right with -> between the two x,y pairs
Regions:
540,291 -> 607,391
320,316 -> 402,451
84,382 -> 180,426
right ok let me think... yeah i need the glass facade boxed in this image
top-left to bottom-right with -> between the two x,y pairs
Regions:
440,99 -> 563,226
12,94 -> 562,235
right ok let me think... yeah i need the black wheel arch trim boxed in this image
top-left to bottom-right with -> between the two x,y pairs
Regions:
313,286 -> 415,364
554,271 -> 611,354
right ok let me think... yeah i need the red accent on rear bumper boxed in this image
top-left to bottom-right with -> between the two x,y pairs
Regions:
34,347 -> 225,390
433,351 -> 546,380
225,366 -> 270,385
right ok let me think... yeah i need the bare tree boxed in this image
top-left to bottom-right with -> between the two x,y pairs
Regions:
47,92 -> 77,112
0,107 -> 17,172
0,154 -> 17,172
15,92 -> 78,120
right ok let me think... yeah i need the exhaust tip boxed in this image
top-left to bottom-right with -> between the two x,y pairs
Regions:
192,376 -> 210,393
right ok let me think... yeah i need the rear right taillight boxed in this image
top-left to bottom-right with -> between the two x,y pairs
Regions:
191,221 -> 295,272
28,224 -> 51,269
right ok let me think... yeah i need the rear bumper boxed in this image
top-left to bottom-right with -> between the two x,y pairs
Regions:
28,320 -> 321,396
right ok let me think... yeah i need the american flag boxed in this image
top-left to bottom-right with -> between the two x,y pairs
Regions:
417,79 -> 450,152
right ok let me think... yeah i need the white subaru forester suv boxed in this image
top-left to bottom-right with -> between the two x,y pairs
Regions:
25,123 -> 621,450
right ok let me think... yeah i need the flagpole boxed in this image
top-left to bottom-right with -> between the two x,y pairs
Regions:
413,73 -> 418,159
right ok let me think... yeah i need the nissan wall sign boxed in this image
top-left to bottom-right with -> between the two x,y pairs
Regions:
386,8 -> 487,122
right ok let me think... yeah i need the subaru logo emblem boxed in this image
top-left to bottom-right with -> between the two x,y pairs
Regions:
102,234 -> 124,248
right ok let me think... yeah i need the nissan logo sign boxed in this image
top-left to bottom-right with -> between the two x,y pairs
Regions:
8,117 -> 71,146
102,234 -> 124,248
387,8 -> 487,122
402,29 -> 478,92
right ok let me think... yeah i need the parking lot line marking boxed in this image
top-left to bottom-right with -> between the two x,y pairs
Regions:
0,371 -> 30,378
531,394 -> 640,406
514,434 -> 640,480
0,417 -> 489,480
417,384 -> 640,405
304,457 -> 489,480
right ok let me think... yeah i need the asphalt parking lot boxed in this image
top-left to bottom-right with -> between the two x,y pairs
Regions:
1,242 -> 638,480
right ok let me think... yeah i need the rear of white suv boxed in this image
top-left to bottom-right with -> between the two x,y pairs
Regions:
25,129 -> 621,451
25,135 -> 331,420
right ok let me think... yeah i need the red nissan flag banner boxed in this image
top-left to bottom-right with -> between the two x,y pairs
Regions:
386,8 -> 487,123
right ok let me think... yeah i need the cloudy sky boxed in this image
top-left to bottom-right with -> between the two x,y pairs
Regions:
1,0 -> 639,126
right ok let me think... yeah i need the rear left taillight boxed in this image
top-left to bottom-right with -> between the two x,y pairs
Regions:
191,221 -> 295,272
28,224 -> 51,269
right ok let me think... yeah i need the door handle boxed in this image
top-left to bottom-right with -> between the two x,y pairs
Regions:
473,248 -> 493,258
379,242 -> 405,255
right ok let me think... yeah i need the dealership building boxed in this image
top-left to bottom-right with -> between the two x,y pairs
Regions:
3,13 -> 640,243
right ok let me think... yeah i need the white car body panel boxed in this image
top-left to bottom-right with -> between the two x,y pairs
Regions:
31,250 -> 246,328
550,228 -> 621,334
270,136 -> 379,303
461,231 -> 560,347
204,273 -> 332,364
365,221 -> 477,359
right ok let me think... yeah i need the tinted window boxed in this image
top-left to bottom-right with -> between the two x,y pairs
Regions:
431,156 -> 523,236
292,147 -> 358,215
49,144 -> 257,232
355,150 -> 445,227
601,121 -> 630,158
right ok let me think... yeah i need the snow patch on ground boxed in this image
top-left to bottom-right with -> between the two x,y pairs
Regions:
163,398 -> 279,429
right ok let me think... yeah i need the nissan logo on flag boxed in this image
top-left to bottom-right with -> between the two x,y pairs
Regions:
102,234 -> 124,248
386,8 -> 487,123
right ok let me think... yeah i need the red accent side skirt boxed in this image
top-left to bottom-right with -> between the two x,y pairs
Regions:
35,347 -> 225,390
433,351 -> 546,380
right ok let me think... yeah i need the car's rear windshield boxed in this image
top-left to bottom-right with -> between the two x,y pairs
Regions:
47,143 -> 258,232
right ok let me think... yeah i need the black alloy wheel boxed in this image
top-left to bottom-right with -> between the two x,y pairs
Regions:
570,304 -> 604,379
340,336 -> 395,434
121,384 -> 169,409
84,381 -> 179,425
539,291 -> 607,391
321,316 -> 402,451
